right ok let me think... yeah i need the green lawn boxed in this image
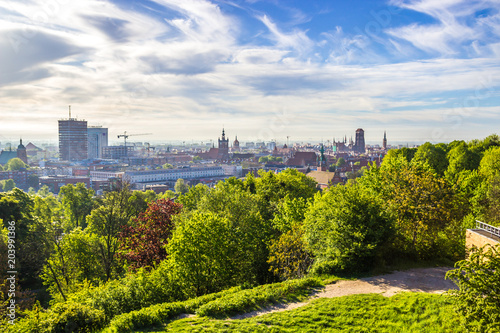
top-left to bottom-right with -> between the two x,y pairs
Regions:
140,292 -> 463,333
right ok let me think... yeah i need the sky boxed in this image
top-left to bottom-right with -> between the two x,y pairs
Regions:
1,0 -> 500,145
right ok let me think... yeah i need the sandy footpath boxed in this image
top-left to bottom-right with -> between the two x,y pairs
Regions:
231,267 -> 457,319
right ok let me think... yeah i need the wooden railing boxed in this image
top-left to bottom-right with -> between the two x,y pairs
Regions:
476,220 -> 500,238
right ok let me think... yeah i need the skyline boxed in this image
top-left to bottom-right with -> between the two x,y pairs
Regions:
1,0 -> 500,143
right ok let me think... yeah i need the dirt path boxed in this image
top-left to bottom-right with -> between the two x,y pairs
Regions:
231,267 -> 457,320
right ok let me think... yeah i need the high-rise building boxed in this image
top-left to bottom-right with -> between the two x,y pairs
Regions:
354,128 -> 365,153
88,126 -> 108,159
383,131 -> 387,150
59,114 -> 88,161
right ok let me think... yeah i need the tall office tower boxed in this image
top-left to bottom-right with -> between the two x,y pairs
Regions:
354,128 -> 366,153
59,107 -> 88,161
383,131 -> 387,150
88,126 -> 108,159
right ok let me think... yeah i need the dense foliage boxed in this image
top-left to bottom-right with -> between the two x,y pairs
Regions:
446,245 -> 500,332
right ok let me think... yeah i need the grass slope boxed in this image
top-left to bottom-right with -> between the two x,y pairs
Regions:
141,293 -> 463,332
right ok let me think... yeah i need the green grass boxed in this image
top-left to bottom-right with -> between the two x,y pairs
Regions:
103,278 -> 322,332
139,293 -> 463,333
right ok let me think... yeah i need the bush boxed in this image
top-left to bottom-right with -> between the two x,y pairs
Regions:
7,302 -> 105,333
446,244 -> 500,332
196,278 -> 321,318
49,302 -> 106,333
105,286 -> 242,332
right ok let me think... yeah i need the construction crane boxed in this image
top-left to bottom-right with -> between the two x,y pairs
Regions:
117,131 -> 152,147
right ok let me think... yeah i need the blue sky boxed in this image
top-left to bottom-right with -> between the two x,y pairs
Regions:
0,0 -> 499,145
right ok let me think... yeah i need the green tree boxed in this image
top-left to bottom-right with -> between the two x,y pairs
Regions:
176,183 -> 209,212
268,225 -> 312,280
446,245 -> 500,332
413,142 -> 448,176
59,183 -> 95,230
258,156 -> 269,163
336,157 -> 346,167
382,157 -> 463,258
174,178 -> 189,195
445,141 -> 481,182
162,163 -> 174,169
5,157 -> 27,171
1,179 -> 16,192
192,156 -> 202,162
271,195 -> 308,233
196,181 -> 272,284
304,182 -> 393,273
167,212 -> 242,296
85,186 -> 136,281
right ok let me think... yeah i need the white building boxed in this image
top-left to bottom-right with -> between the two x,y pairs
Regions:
123,166 -> 225,184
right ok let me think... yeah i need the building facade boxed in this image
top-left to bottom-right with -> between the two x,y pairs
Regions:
354,128 -> 366,153
88,126 -> 108,159
123,166 -> 225,184
59,118 -> 88,161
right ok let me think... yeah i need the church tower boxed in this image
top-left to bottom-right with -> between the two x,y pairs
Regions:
17,139 -> 28,164
383,131 -> 387,150
218,128 -> 229,158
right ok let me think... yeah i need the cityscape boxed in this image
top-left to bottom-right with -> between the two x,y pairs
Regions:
0,107 -> 396,193
1,0 -> 500,332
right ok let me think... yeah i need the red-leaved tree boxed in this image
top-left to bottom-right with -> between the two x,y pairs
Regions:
119,199 -> 183,270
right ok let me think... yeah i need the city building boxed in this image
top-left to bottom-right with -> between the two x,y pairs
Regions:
59,111 -> 88,161
354,128 -> 366,153
102,146 -> 133,159
123,166 -> 225,184
232,136 -> 240,151
0,139 -> 28,165
39,175 -> 91,193
218,128 -> 229,159
383,131 -> 387,150
88,126 -> 108,159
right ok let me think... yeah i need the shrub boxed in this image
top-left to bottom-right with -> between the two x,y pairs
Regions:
196,278 -> 321,318
446,244 -> 500,332
105,286 -> 242,332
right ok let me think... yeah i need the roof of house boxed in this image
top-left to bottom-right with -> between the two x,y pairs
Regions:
0,151 -> 17,165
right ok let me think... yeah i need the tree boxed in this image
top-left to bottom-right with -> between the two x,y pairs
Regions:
336,157 -> 346,167
304,182 -> 393,273
162,163 -> 174,169
0,179 -> 16,192
196,182 -> 272,284
446,245 -> 500,332
192,156 -> 202,162
413,142 -> 448,176
174,178 -> 189,195
167,212 -> 242,297
445,141 -> 481,182
119,199 -> 182,270
382,156 -> 463,258
479,146 -> 500,182
59,183 -> 95,230
268,225 -> 312,281
176,183 -> 209,212
5,157 -> 27,171
258,156 -> 269,163
85,186 -> 136,281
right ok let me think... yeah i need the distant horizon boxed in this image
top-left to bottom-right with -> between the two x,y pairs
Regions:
1,0 -> 499,143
